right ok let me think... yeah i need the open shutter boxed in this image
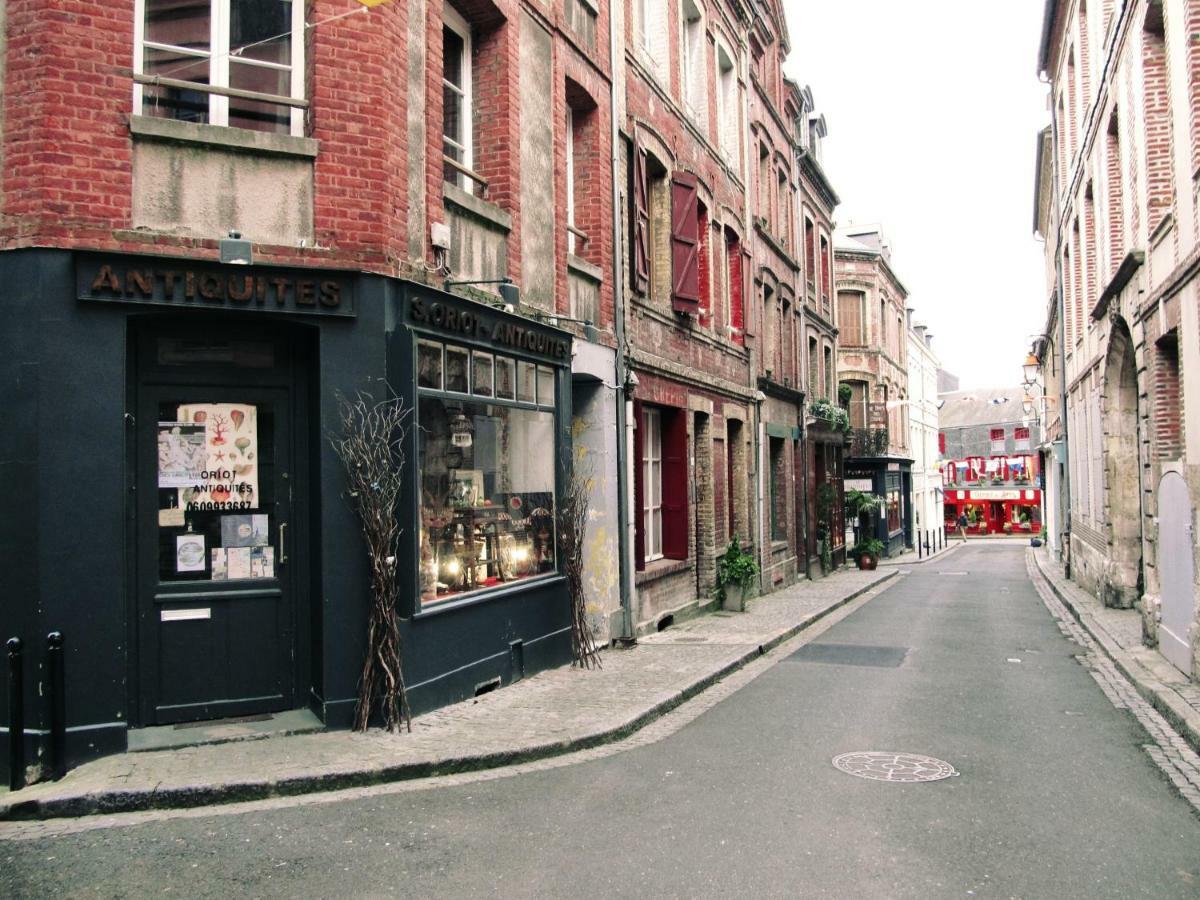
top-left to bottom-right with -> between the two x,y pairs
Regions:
631,145 -> 650,295
661,409 -> 689,559
670,172 -> 700,314
633,399 -> 646,570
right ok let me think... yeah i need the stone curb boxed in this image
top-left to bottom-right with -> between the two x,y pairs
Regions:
878,540 -> 964,567
1028,549 -> 1200,756
0,570 -> 898,821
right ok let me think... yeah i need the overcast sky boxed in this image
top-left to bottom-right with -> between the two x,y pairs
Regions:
782,0 -> 1049,391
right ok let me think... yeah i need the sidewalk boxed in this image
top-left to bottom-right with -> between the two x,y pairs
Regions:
0,566 -> 897,821
1028,547 -> 1200,755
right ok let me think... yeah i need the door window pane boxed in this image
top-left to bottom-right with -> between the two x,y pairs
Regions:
156,400 -> 275,583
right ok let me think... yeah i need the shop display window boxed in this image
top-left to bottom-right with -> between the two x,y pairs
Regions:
417,339 -> 557,606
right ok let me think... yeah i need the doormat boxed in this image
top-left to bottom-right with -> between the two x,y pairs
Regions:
174,713 -> 273,730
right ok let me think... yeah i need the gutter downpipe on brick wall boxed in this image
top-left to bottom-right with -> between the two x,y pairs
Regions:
609,0 -> 635,641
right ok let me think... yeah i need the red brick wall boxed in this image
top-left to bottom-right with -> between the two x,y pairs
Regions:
1142,12 -> 1174,236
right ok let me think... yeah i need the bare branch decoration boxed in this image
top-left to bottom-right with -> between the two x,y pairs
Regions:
328,385 -> 413,733
558,452 -> 602,669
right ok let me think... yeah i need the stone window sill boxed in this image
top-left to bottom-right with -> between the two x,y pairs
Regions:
568,253 -> 603,283
635,557 -> 690,585
444,182 -> 512,232
128,115 -> 318,159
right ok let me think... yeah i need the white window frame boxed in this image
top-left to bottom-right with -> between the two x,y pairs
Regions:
640,0 -> 669,84
680,0 -> 706,127
133,0 -> 305,137
716,41 -> 738,163
642,408 -> 664,561
566,107 -> 576,255
442,5 -> 474,194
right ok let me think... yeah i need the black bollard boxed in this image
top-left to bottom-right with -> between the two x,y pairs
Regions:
7,637 -> 24,792
917,532 -> 923,559
48,632 -> 66,781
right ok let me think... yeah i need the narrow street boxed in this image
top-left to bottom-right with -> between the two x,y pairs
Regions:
4,545 -> 1198,898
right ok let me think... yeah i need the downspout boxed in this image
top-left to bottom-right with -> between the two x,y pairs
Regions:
609,0 -> 634,641
799,397 -> 811,579
754,389 -> 765,591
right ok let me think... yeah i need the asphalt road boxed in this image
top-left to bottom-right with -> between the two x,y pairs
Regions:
5,545 -> 1200,898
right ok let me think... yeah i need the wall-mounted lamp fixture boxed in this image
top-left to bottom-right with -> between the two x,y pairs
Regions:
444,276 -> 520,308
219,231 -> 252,265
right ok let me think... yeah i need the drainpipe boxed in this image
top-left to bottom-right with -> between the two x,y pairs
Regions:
608,0 -> 634,642
754,388 -> 766,591
799,399 -> 812,580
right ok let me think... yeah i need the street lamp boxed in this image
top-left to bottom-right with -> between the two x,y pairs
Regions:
1022,351 -> 1039,389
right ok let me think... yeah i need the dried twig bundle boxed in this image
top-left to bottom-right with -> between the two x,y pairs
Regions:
328,386 -> 413,733
558,455 -> 601,669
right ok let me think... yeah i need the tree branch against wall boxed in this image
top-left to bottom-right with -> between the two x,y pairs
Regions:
328,385 -> 413,733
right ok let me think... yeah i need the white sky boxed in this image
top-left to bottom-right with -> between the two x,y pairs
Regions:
782,0 -> 1050,391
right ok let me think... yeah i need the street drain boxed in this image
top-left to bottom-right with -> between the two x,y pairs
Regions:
832,751 -> 958,783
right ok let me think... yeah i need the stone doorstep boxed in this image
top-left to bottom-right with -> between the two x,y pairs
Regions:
0,569 -> 897,822
1029,549 -> 1200,758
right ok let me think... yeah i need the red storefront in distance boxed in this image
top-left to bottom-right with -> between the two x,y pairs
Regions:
941,454 -> 1042,536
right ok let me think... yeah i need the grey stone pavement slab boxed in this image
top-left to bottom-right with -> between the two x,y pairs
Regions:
0,566 -> 896,821
1029,546 -> 1200,755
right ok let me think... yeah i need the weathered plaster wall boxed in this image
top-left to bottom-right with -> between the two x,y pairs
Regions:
131,132 -> 314,245
519,10 -> 555,311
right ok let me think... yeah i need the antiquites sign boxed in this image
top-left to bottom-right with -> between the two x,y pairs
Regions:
408,291 -> 571,362
77,255 -> 355,317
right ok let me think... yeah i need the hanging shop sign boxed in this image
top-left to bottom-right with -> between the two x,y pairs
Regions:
408,290 -> 570,362
77,255 -> 355,317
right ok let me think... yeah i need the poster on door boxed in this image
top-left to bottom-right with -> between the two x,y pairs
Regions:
174,403 -> 260,510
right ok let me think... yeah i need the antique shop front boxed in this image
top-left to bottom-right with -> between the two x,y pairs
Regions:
0,250 -> 572,772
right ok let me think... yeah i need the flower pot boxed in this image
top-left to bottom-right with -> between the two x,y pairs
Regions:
722,581 -> 753,612
856,553 -> 877,571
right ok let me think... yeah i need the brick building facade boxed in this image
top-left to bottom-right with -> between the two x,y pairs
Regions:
1035,0 -> 1200,682
835,225 -> 913,556
0,0 -> 622,771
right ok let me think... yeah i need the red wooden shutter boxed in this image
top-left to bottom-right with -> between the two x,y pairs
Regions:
670,172 -> 700,314
632,145 -> 650,295
938,432 -> 946,455
728,233 -> 744,345
661,408 -> 689,559
633,399 -> 645,571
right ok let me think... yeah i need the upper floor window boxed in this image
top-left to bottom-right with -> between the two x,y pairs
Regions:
838,291 -> 865,345
639,0 -> 669,83
680,0 -> 706,127
442,6 -> 474,193
135,0 -> 304,136
716,42 -> 739,163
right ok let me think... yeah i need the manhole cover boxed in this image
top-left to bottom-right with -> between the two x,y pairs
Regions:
832,751 -> 958,783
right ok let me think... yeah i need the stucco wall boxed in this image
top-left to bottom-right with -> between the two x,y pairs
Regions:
131,125 -> 314,245
519,10 -> 555,311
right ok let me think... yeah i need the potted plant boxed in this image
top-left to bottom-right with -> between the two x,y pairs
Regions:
851,537 -> 885,570
716,536 -> 760,612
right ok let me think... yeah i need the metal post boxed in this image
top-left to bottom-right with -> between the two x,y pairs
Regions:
917,531 -> 923,559
47,632 -> 66,781
7,637 -> 24,792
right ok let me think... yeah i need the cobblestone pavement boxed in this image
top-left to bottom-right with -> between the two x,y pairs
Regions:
1027,552 -> 1200,814
0,566 -> 897,822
